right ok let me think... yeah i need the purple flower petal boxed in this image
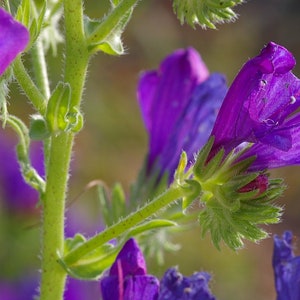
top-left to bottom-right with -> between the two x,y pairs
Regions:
0,131 -> 43,213
158,267 -> 216,300
138,48 -> 209,169
109,238 -> 147,277
0,8 -> 29,75
64,278 -> 101,300
100,238 -> 159,300
159,73 -> 227,175
272,231 -> 300,300
211,42 -> 300,170
138,48 -> 227,179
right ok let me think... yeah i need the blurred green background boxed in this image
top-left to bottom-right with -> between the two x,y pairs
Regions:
2,0 -> 300,299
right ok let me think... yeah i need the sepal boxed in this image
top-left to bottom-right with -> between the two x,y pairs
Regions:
85,3 -> 132,56
191,139 -> 284,249
172,0 -> 243,29
45,82 -> 83,135
29,114 -> 50,140
16,0 -> 46,47
59,234 -> 117,280
98,182 -> 127,226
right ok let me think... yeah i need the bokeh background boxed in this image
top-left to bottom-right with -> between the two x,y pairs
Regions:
1,0 -> 300,299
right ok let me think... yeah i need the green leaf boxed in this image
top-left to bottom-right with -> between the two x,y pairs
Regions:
29,114 -> 50,140
16,0 -> 31,28
97,182 -> 127,226
46,82 -> 71,133
121,219 -> 177,243
61,234 -> 117,280
85,7 -> 132,56
45,81 -> 84,134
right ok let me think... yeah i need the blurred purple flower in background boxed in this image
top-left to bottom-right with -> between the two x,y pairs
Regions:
100,238 -> 216,300
0,8 -> 29,75
101,238 -> 159,300
211,42 -> 300,171
137,47 -> 227,181
273,231 -> 300,300
0,130 -> 43,213
158,268 -> 216,300
0,277 -> 37,300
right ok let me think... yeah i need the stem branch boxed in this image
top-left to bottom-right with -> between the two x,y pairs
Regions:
39,0 -> 89,299
63,185 -> 185,265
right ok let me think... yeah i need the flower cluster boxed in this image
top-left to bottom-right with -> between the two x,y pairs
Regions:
100,238 -> 216,300
273,231 -> 300,300
138,42 -> 300,249
138,47 -> 227,183
210,42 -> 300,171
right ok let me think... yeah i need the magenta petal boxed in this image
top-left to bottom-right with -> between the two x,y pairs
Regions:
159,73 -> 227,175
241,114 -> 300,170
158,267 -> 216,300
124,276 -> 159,300
138,47 -> 209,168
211,42 -> 300,156
100,239 -> 159,300
0,8 -> 29,75
273,231 -> 300,299
109,238 -> 147,277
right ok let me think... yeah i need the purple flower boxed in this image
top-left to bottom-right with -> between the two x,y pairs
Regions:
138,47 -> 227,180
0,276 -> 37,300
0,8 -> 29,75
273,231 -> 300,300
210,42 -> 300,171
0,130 -> 43,213
158,267 -> 216,300
100,238 -> 159,300
64,278 -> 101,300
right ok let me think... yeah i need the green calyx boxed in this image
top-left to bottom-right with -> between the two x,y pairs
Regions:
172,0 -> 244,29
183,137 -> 284,250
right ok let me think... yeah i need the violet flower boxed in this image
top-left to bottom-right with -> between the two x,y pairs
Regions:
138,47 -> 227,180
210,42 -> 300,171
273,231 -> 300,300
0,8 -> 29,75
0,277 -> 37,300
100,238 -> 216,300
100,238 -> 159,300
0,131 -> 43,213
158,267 -> 216,300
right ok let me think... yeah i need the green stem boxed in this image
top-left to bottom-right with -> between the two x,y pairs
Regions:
64,0 -> 89,108
39,133 -> 72,300
39,0 -> 89,299
13,57 -> 47,114
86,0 -> 139,45
31,39 -> 51,99
63,185 -> 186,265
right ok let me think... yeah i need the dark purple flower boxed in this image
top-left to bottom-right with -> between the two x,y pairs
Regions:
0,130 -> 43,213
158,267 -> 216,300
210,42 -> 300,171
273,231 -> 300,300
100,238 -> 159,300
0,8 -> 29,75
138,47 -> 227,180
0,276 -> 37,300
64,278 -> 101,300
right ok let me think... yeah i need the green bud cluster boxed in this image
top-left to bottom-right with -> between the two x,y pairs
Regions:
181,138 -> 284,250
172,0 -> 244,29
